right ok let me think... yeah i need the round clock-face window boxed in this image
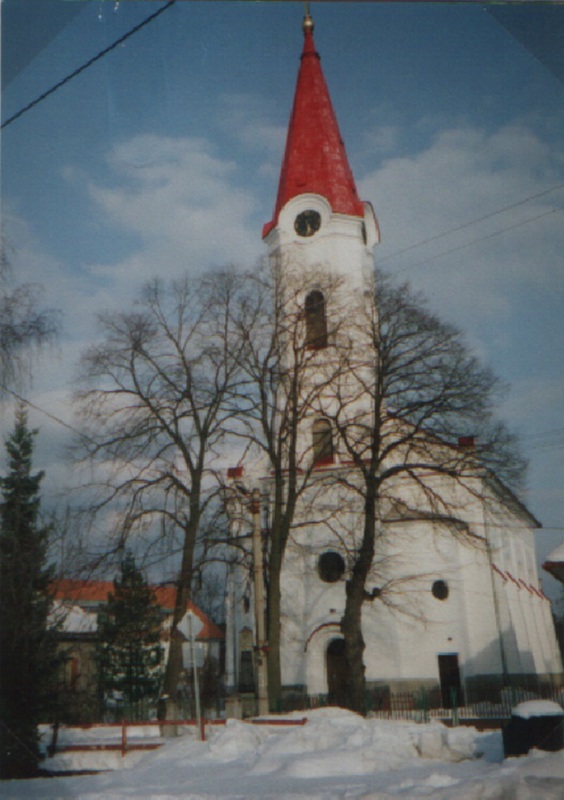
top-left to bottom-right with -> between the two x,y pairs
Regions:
294,209 -> 321,237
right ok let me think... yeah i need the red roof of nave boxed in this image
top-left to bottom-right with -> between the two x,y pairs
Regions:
263,16 -> 365,238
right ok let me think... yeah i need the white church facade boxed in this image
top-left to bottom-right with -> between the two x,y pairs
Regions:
224,13 -> 562,712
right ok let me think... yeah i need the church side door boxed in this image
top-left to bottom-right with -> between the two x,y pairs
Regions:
438,653 -> 463,708
326,638 -> 348,707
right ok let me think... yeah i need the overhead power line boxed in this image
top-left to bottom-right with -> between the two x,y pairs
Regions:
528,439 -> 564,450
393,206 -> 561,275
1,385 -> 97,447
522,427 -> 564,454
521,427 -> 564,440
1,1 -> 176,130
377,182 -> 564,268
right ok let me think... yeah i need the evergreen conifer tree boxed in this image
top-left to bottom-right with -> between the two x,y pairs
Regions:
97,554 -> 163,720
0,408 -> 59,778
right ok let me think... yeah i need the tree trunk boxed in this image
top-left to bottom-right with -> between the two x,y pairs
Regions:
342,578 -> 367,714
264,470 -> 297,713
162,516 -> 198,702
341,484 -> 378,715
266,559 -> 282,711
162,593 -> 188,703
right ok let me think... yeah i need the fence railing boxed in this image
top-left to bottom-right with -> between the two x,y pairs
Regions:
46,718 -> 227,757
306,684 -> 564,722
45,716 -> 310,759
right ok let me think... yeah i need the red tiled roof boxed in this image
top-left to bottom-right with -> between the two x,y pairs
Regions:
183,601 -> 224,641
52,578 -> 176,609
51,580 -> 223,640
52,579 -> 116,604
543,560 -> 564,584
263,17 -> 364,238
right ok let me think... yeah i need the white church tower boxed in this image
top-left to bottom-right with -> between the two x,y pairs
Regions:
262,13 -> 379,278
261,12 -> 380,466
224,12 -> 562,714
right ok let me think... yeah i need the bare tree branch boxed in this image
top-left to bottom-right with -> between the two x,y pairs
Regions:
0,238 -> 60,393
73,271 -> 243,701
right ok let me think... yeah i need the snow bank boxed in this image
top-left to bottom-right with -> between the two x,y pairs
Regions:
2,709 -> 563,799
245,709 -> 478,778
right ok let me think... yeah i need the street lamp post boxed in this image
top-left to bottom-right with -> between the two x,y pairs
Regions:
249,488 -> 269,716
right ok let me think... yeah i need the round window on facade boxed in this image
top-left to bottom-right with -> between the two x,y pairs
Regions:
432,580 -> 449,601
318,551 -> 345,583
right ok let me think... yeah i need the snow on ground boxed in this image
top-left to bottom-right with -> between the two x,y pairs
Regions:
2,708 -> 564,799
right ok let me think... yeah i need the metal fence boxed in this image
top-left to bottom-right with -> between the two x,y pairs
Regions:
306,684 -> 564,723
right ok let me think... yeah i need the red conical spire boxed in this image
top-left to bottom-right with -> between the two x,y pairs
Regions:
263,13 -> 365,238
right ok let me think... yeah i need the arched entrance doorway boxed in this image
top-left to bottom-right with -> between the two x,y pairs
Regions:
326,638 -> 348,707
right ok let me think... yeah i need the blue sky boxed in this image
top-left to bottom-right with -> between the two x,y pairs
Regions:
2,1 -> 563,596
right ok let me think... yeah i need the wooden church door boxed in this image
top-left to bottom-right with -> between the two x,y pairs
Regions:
326,638 -> 348,707
438,653 -> 463,708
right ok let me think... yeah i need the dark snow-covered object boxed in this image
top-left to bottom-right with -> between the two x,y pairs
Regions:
503,700 -> 564,757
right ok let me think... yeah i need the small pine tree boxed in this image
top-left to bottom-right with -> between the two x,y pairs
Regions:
97,554 -> 163,720
0,408 -> 59,778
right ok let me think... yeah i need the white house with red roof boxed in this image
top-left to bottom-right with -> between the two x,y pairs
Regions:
51,579 -> 223,722
224,12 -> 562,714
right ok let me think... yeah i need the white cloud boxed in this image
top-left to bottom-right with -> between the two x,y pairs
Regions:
216,92 -> 287,157
1,131 -> 271,496
357,121 -> 564,573
360,122 -> 564,331
86,134 -> 261,276
362,124 -> 401,156
2,132 -> 268,442
4,119 -> 563,597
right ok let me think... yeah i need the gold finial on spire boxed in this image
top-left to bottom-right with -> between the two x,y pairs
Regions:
303,1 -> 314,34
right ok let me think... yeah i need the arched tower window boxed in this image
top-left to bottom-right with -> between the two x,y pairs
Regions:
312,418 -> 333,465
305,290 -> 328,350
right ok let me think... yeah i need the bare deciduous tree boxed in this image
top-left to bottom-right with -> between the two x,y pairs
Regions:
226,260 -> 346,709
74,262 -> 525,717
0,239 -> 59,393
325,271 -> 526,713
74,272 -> 244,704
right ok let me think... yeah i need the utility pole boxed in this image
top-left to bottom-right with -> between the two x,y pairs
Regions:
187,612 -> 204,740
250,487 -> 269,715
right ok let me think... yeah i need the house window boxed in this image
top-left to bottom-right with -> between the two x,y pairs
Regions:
64,656 -> 80,690
305,290 -> 328,349
312,418 -> 333,465
318,551 -> 345,583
